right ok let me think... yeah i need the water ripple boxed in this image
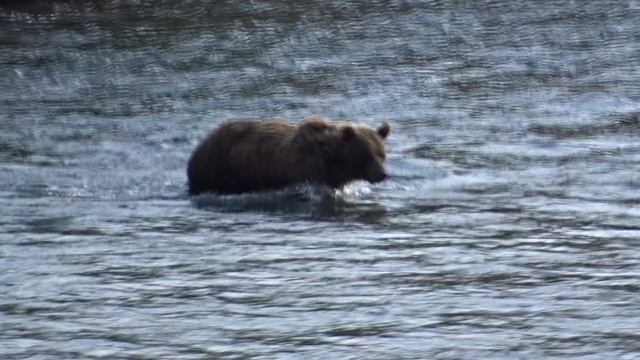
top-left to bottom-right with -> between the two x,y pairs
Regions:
2,0 -> 640,359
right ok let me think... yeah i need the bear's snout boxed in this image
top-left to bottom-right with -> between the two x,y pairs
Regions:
365,161 -> 388,183
370,171 -> 388,183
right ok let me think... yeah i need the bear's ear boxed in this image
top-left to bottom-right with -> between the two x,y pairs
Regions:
377,122 -> 390,139
341,126 -> 356,141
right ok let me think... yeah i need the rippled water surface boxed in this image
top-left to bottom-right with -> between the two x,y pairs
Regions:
2,1 -> 640,359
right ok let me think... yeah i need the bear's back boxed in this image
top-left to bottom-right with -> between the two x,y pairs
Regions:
187,119 -> 298,194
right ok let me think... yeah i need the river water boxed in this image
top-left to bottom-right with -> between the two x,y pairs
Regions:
1,1 -> 639,359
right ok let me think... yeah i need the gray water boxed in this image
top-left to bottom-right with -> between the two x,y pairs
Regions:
1,1 -> 640,359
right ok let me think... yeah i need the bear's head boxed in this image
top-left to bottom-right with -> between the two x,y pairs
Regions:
297,117 -> 391,188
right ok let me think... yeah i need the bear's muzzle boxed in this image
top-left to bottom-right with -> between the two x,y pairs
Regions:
365,161 -> 388,183
369,171 -> 388,183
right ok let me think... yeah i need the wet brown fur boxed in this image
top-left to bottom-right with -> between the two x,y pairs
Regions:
187,117 -> 390,194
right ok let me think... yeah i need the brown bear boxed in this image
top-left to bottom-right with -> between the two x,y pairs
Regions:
187,116 -> 390,195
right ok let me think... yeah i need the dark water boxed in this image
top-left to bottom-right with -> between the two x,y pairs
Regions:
2,1 -> 640,359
